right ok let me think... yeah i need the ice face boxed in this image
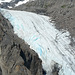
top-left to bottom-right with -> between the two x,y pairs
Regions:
0,8 -> 75,75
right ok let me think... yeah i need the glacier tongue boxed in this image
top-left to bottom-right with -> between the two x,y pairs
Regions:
0,8 -> 75,75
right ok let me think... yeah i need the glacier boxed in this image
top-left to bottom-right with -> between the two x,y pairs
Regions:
0,8 -> 75,75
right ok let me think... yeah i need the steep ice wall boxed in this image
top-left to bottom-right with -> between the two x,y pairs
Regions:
0,8 -> 75,75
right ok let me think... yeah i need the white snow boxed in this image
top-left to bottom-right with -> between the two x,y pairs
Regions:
0,0 -> 12,3
0,0 -> 34,7
8,6 -> 12,8
0,8 -> 75,75
15,0 -> 34,7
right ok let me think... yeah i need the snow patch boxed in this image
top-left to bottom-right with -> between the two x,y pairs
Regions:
8,6 -> 12,8
15,0 -> 35,7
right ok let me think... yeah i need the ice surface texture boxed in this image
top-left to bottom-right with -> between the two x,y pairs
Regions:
0,8 -> 75,75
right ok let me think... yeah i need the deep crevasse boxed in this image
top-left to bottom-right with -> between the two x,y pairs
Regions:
0,8 -> 75,75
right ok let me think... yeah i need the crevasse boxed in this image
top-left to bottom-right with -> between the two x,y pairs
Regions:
0,8 -> 75,75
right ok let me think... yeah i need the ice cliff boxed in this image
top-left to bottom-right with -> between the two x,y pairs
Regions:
0,8 -> 75,75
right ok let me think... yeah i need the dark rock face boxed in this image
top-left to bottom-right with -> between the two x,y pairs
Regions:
0,67 -> 2,75
51,63 -> 61,75
0,13 -> 43,75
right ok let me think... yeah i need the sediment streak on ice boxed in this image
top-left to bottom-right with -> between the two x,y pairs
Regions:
0,8 -> 75,75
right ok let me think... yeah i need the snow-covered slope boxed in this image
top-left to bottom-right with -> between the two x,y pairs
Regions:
15,0 -> 34,7
0,0 -> 12,3
0,8 -> 75,75
0,0 -> 34,8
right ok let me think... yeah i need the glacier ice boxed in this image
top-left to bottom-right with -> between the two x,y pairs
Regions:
0,8 -> 75,75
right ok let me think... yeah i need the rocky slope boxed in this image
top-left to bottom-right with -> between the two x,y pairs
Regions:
0,13 -> 43,75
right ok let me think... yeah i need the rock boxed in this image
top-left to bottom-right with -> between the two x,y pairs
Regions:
0,13 -> 43,75
0,67 -> 2,75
